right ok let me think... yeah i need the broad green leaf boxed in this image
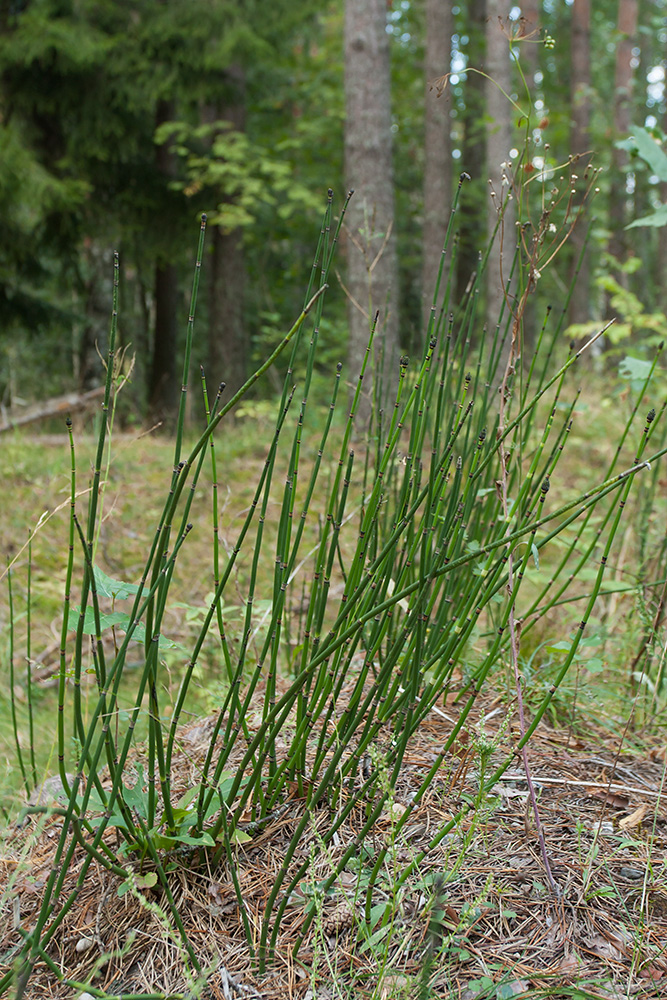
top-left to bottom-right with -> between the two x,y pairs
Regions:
619,126 -> 667,182
93,564 -> 139,601
123,766 -> 149,819
358,922 -> 391,953
626,203 -> 667,230
105,811 -> 133,832
545,640 -> 571,653
174,787 -> 199,811
67,607 -> 179,648
151,831 -> 215,850
369,901 -> 391,929
171,806 -> 197,828
619,355 -> 654,384
117,871 -> 157,897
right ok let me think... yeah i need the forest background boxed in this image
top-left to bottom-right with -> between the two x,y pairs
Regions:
1,0 -> 666,429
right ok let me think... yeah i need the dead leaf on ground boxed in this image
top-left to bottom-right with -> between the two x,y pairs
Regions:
583,931 -> 625,961
559,950 -> 583,973
619,803 -> 649,830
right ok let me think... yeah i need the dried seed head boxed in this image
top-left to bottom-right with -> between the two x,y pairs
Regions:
541,477 -> 550,494
647,408 -> 656,424
479,427 -> 486,443
336,362 -> 342,373
465,372 -> 471,384
430,337 -> 437,350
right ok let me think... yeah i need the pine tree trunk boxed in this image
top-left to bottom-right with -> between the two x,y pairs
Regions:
421,0 -> 453,336
568,0 -> 592,328
79,242 -> 114,391
519,0 -> 539,82
148,99 -> 180,428
208,226 -> 246,401
344,0 -> 399,425
517,0 -> 539,352
485,4 -> 516,378
660,105 -> 667,316
608,0 -> 639,274
205,66 -> 247,404
456,0 -> 486,303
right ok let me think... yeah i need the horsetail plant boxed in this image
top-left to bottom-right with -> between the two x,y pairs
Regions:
4,187 -> 667,997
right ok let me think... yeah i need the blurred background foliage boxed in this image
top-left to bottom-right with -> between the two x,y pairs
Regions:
0,0 -> 665,424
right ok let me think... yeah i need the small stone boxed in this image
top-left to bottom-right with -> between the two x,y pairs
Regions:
75,937 -> 95,954
28,774 -> 75,808
619,866 -> 644,880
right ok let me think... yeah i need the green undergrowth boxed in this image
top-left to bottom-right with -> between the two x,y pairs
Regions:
2,188 -> 667,998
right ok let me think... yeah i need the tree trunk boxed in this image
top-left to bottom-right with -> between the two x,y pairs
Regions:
208,226 -> 246,401
456,0 -> 486,304
344,0 -> 399,425
608,0 -> 639,275
421,0 -> 453,337
517,0 -> 539,353
79,241 -> 113,391
148,98 -> 180,428
659,105 -> 667,317
485,4 -> 516,378
518,0 -> 539,86
568,0 -> 592,327
205,65 -> 248,404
